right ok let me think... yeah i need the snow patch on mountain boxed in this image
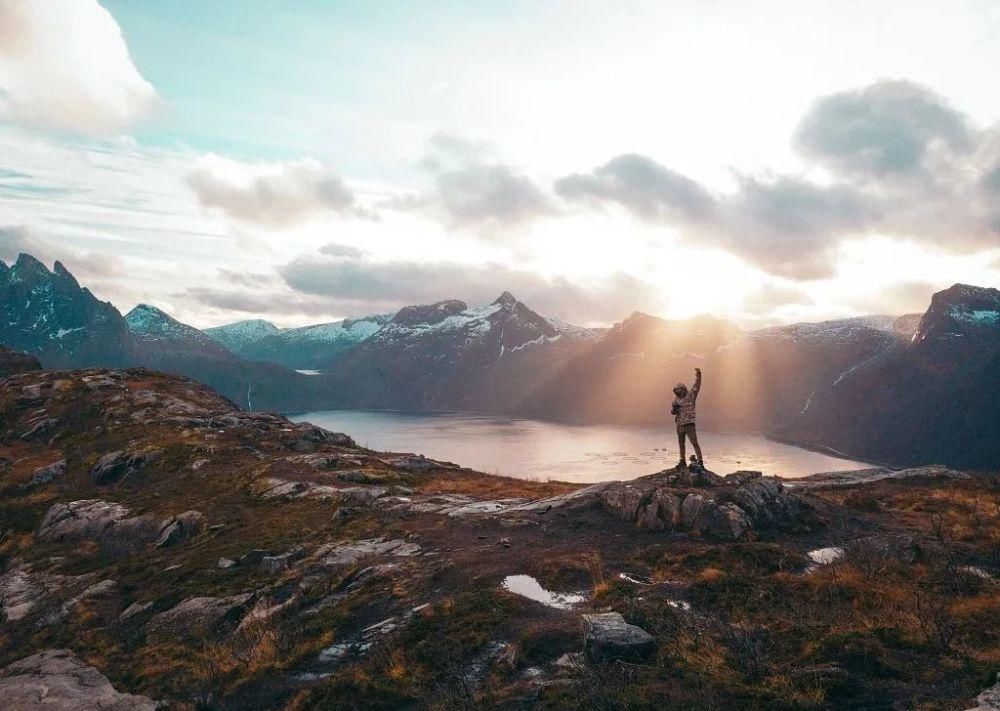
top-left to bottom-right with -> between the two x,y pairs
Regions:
949,307 -> 1000,326
204,319 -> 280,351
751,316 -> 897,345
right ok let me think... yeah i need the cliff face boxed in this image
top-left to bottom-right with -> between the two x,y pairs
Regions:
0,254 -> 134,368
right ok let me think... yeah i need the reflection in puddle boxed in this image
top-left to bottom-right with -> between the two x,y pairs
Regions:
501,574 -> 585,609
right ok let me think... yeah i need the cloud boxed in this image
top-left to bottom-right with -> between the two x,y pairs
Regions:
279,253 -> 658,324
386,133 -> 555,229
556,79 -> 1000,280
555,157 -> 873,279
741,283 -> 814,315
186,154 -> 357,227
0,224 -> 42,263
844,280 -> 937,315
434,164 -> 554,226
555,153 -> 715,223
0,0 -> 157,135
795,80 -> 972,180
183,286 -> 343,318
0,224 -> 122,279
319,243 -> 368,259
721,176 -> 875,279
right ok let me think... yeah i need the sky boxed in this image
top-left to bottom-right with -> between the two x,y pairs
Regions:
1,0 -> 999,329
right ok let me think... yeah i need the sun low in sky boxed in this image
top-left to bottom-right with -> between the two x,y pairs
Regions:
1,0 -> 999,328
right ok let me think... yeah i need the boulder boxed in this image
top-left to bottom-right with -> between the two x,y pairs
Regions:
0,649 -> 158,711
155,510 -> 205,548
600,483 -> 651,523
582,612 -> 656,663
707,503 -> 751,540
967,673 -> 1000,711
680,494 -> 709,529
37,500 -> 130,542
27,459 -> 66,488
90,448 -> 162,485
146,593 -> 255,642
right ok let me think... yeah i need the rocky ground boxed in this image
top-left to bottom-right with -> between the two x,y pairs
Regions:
1,366 -> 999,710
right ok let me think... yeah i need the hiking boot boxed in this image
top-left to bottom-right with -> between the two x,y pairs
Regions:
676,459 -> 687,469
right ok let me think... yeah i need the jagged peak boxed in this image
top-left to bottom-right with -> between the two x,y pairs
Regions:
52,260 -> 81,288
11,252 -> 50,278
492,291 -> 518,307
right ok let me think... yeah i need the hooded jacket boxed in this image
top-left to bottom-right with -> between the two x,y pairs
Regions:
672,370 -> 701,426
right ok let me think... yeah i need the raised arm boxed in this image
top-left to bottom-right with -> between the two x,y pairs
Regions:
691,367 -> 702,398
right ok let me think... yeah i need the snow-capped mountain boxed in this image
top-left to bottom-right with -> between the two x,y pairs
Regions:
231,315 -> 392,370
0,254 -> 133,367
204,295 -> 600,372
203,319 -> 280,354
324,292 -> 600,411
0,255 -> 331,412
779,284 -> 1000,469
126,304 -> 232,358
4,251 -> 999,468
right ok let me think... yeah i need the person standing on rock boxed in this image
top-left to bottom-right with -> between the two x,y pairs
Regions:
671,367 -> 703,468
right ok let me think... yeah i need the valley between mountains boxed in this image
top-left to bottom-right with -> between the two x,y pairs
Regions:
3,252 -> 1000,709
3,253 -> 1000,470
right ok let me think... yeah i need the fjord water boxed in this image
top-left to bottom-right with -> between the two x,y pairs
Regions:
292,410 -> 867,482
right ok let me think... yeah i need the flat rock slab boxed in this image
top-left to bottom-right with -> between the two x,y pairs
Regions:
582,612 -> 656,663
37,500 -> 130,542
789,465 -> 970,489
314,538 -> 422,566
0,649 -> 158,711
146,593 -> 254,641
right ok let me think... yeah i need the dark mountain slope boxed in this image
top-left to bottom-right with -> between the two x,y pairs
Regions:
778,284 -> 1000,468
0,254 -> 133,367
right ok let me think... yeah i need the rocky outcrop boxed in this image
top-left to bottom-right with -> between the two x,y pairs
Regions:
37,499 -> 131,542
155,510 -> 205,548
0,346 -> 41,379
26,458 -> 66,488
313,538 -> 422,567
0,567 -> 113,626
582,612 -> 656,663
90,448 -> 163,485
967,674 -> 1000,711
598,468 -> 803,540
0,649 -> 158,711
789,465 -> 971,489
146,593 -> 255,642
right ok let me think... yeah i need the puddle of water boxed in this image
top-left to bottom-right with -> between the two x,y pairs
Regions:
501,574 -> 585,609
807,547 -> 844,565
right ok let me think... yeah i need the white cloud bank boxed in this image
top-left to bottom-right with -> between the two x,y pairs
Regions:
0,0 -> 157,135
186,154 -> 358,227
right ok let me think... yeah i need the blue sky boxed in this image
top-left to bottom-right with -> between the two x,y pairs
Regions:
1,0 -> 999,328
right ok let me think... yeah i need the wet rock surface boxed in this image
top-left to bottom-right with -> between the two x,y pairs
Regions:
582,612 -> 656,663
0,649 -> 159,711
